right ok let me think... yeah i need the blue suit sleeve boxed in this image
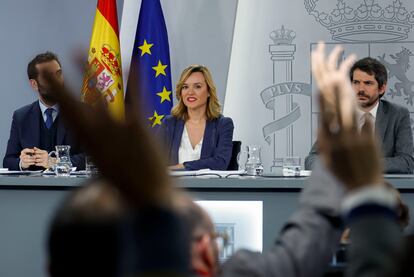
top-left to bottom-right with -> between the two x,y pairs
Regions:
157,116 -> 170,146
3,112 -> 21,170
183,117 -> 234,170
155,116 -> 174,164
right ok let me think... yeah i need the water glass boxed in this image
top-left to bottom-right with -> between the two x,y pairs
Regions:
85,155 -> 99,176
282,157 -> 301,177
55,163 -> 71,177
245,145 -> 264,176
49,145 -> 72,177
270,158 -> 284,175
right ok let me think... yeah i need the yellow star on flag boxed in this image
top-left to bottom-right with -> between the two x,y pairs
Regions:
156,86 -> 172,103
149,110 -> 165,127
138,40 -> 153,56
152,60 -> 168,77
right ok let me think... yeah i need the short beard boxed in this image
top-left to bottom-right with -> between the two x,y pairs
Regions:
359,96 -> 379,109
38,86 -> 57,105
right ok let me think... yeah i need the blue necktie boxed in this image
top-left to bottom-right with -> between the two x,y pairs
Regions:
45,108 -> 54,129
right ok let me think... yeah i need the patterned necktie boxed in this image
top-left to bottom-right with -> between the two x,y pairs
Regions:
361,112 -> 374,131
45,108 -> 54,129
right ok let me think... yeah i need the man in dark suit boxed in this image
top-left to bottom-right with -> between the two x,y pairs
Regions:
305,57 -> 414,173
3,52 -> 84,171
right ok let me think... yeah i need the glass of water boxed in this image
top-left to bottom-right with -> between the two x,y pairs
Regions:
85,155 -> 99,177
54,162 -> 71,177
282,157 -> 301,177
245,145 -> 264,176
49,145 -> 72,177
270,157 -> 284,175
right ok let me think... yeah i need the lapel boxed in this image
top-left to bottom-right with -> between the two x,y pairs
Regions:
171,119 -> 184,164
200,120 -> 215,159
24,102 -> 41,148
56,115 -> 66,145
375,100 -> 388,142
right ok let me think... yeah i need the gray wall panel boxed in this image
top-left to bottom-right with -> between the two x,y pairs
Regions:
161,0 -> 238,106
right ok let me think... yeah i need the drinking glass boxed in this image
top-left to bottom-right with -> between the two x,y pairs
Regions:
85,155 -> 99,177
282,157 -> 301,177
245,145 -> 264,176
49,145 -> 72,177
270,157 -> 284,175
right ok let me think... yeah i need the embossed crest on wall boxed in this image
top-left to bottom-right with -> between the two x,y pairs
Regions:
225,0 -> 414,171
305,0 -> 414,143
256,0 -> 414,167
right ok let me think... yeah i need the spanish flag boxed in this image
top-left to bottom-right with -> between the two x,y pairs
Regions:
82,0 -> 125,120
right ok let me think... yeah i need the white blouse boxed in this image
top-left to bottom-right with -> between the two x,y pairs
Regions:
178,126 -> 203,164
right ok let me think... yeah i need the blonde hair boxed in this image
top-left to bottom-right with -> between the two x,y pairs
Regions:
171,65 -> 221,120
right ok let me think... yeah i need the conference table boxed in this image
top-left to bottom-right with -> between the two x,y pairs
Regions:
1,174 -> 414,277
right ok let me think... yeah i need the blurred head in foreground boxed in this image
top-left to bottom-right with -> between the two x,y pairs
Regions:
173,192 -> 220,277
47,179 -> 126,277
341,181 -> 410,244
384,182 -> 410,229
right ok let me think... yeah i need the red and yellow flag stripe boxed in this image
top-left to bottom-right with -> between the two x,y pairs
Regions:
82,0 -> 125,120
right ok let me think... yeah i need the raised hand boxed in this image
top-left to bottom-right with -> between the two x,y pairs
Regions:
312,42 -> 383,189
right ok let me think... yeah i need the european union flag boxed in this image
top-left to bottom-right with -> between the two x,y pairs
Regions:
126,0 -> 172,128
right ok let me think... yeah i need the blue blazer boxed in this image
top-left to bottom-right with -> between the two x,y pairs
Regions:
159,115 -> 234,170
3,101 -> 85,170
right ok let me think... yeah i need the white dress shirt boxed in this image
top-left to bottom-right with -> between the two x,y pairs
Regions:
178,126 -> 203,164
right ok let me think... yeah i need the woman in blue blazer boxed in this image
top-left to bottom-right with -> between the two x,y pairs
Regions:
159,65 -> 234,170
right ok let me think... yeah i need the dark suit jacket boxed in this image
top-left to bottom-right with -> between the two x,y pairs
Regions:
305,99 -> 414,173
3,101 -> 84,170
159,115 -> 234,170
